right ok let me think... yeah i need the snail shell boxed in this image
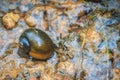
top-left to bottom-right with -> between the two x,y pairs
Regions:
18,28 -> 55,60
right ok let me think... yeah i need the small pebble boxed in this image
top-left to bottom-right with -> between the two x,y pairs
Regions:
25,15 -> 37,27
2,12 -> 20,29
26,60 -> 34,67
85,0 -> 101,2
29,77 -> 38,80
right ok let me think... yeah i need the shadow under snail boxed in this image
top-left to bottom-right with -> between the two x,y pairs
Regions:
17,28 -> 56,60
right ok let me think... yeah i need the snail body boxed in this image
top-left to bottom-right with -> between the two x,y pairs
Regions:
18,28 -> 55,60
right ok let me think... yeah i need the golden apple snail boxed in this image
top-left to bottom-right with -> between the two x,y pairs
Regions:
17,28 -> 55,60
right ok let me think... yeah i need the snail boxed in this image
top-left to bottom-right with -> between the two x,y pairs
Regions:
17,28 -> 55,60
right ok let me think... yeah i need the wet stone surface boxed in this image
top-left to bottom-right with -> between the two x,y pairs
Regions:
0,0 -> 120,80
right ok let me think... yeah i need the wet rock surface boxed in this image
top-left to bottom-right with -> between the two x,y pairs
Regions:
0,0 -> 120,80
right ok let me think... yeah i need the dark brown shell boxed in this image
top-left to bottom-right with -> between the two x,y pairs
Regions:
18,28 -> 55,60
